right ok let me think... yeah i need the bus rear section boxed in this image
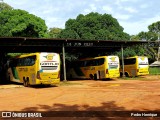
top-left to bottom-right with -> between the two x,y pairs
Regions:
67,56 -> 120,80
37,53 -> 60,85
105,56 -> 120,78
137,56 -> 149,76
120,56 -> 149,77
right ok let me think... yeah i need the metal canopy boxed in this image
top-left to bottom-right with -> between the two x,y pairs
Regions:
0,37 -> 159,52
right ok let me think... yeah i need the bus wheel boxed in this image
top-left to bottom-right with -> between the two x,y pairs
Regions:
26,78 -> 30,87
23,78 -> 29,87
23,79 -> 27,87
94,74 -> 97,80
125,72 -> 129,77
89,74 -> 94,80
120,72 -> 123,77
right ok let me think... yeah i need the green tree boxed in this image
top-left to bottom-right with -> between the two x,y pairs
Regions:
0,9 -> 48,37
0,2 -> 13,11
134,21 -> 160,41
59,12 -> 130,40
136,31 -> 156,41
48,27 -> 62,38
114,45 -> 146,59
148,21 -> 160,40
131,21 -> 160,62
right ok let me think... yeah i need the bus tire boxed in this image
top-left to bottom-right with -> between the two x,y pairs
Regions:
125,72 -> 129,77
23,78 -> 27,87
120,72 -> 123,77
26,77 -> 30,87
23,77 -> 29,87
94,74 -> 97,80
6,74 -> 11,83
89,74 -> 94,80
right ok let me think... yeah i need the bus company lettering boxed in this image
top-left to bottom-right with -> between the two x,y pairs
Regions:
18,68 -> 28,72
109,62 -> 119,65
40,62 -> 59,66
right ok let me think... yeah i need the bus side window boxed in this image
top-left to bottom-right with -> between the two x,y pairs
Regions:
98,58 -> 104,65
124,58 -> 136,65
30,59 -> 35,65
30,55 -> 36,65
12,59 -> 18,67
86,60 -> 91,66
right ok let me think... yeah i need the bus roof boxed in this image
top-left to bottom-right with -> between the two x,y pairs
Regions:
126,56 -> 148,59
10,52 -> 59,59
79,55 -> 118,61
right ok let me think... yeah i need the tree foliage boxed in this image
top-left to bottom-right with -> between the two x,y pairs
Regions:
58,12 -> 130,40
131,21 -> 160,62
148,21 -> 160,40
114,45 -> 146,59
48,27 -> 62,38
0,9 -> 48,37
148,21 -> 160,34
0,2 -> 13,11
135,31 -> 157,41
134,21 -> 160,41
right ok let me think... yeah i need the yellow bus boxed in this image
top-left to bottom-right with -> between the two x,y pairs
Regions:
120,56 -> 149,77
67,56 -> 120,80
7,52 -> 60,87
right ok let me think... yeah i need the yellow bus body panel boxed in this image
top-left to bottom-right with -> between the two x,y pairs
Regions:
8,52 -> 60,85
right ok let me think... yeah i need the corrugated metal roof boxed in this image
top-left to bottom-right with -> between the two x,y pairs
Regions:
0,37 -> 159,52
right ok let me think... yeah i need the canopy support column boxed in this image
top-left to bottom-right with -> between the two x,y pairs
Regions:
121,45 -> 125,77
62,43 -> 67,81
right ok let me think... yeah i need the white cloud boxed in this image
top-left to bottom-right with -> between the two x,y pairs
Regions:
119,0 -> 130,2
115,0 -> 131,7
83,9 -> 92,14
114,13 -> 131,20
46,17 -> 65,29
120,21 -> 148,35
140,4 -> 149,9
94,0 -> 103,1
89,4 -> 97,11
83,4 -> 97,14
143,15 -> 160,26
124,7 -> 138,13
102,5 -> 113,13
4,0 -> 160,35
119,15 -> 160,35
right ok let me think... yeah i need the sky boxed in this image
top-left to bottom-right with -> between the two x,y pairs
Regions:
2,0 -> 160,35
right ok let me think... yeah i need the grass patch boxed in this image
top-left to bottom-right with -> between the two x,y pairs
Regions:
119,75 -> 160,81
149,67 -> 160,75
119,76 -> 146,80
